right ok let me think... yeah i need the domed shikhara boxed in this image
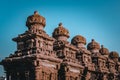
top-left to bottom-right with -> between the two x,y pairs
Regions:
109,51 -> 119,59
71,35 -> 86,45
52,23 -> 69,38
99,45 -> 109,55
87,39 -> 100,50
26,11 -> 46,28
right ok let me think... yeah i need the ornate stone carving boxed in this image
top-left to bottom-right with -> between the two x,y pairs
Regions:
1,11 -> 120,80
52,23 -> 69,39
26,11 -> 46,28
87,39 -> 100,50
71,35 -> 86,45
109,51 -> 119,59
99,45 -> 109,55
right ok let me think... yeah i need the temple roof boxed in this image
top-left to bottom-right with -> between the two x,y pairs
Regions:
26,11 -> 46,27
52,23 -> 69,38
87,39 -> 100,50
71,35 -> 86,45
99,45 -> 109,55
109,51 -> 119,59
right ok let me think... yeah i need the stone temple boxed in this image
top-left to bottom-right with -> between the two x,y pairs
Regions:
0,11 -> 120,80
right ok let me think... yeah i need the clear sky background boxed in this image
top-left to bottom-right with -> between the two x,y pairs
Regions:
0,0 -> 120,76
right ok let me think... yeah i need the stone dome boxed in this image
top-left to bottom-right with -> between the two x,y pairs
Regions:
52,23 -> 69,38
26,11 -> 46,28
109,51 -> 119,59
99,45 -> 109,55
71,35 -> 86,45
87,39 -> 100,50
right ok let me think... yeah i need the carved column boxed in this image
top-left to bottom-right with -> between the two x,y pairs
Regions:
103,74 -> 107,80
86,72 -> 91,80
35,69 -> 39,80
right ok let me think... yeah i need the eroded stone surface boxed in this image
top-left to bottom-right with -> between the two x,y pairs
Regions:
1,11 -> 120,80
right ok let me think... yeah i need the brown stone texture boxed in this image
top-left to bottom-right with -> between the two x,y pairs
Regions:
0,11 -> 120,80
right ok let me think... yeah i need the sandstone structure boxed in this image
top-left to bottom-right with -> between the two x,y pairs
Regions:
1,11 -> 120,80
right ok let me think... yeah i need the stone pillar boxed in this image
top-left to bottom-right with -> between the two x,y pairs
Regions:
35,38 -> 39,48
103,74 -> 107,80
86,72 -> 91,80
35,69 -> 39,80
65,76 -> 69,80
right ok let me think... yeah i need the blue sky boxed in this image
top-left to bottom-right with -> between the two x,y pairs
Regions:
0,0 -> 120,76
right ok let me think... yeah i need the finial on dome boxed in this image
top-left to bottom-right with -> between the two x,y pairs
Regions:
26,11 -> 46,28
59,23 -> 63,26
34,11 -> 39,15
92,39 -> 94,42
52,22 -> 69,40
87,39 -> 100,51
101,45 -> 104,48
91,39 -> 95,42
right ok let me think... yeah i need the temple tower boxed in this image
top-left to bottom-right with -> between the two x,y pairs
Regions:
108,51 -> 119,80
99,45 -> 110,80
0,11 -> 120,80
1,11 -> 61,80
71,35 -> 95,80
87,39 -> 108,80
53,23 -> 84,80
